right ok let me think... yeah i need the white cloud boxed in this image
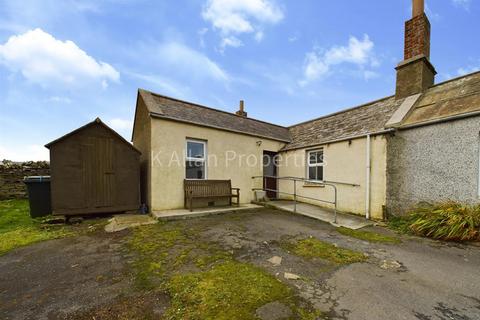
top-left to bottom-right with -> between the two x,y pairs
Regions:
157,41 -> 229,81
220,36 -> 244,52
47,96 -> 72,104
0,144 -> 49,162
202,0 -> 284,49
452,0 -> 470,9
0,28 -> 120,88
198,27 -> 209,48
458,65 -> 479,76
125,71 -> 187,98
107,118 -> 133,132
425,4 -> 441,21
363,70 -> 380,80
300,35 -> 377,85
254,31 -> 264,42
288,35 -> 298,43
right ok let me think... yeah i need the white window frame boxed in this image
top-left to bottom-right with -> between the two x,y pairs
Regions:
306,148 -> 324,182
185,139 -> 207,180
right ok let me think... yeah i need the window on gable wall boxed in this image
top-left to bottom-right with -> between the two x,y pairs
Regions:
307,149 -> 324,181
186,139 -> 206,179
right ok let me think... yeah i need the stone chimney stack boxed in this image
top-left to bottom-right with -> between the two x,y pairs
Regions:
236,100 -> 247,117
395,0 -> 436,99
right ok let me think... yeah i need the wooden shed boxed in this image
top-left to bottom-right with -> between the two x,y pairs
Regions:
45,118 -> 141,216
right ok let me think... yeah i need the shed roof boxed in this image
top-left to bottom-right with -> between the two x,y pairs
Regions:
45,118 -> 141,154
138,89 -> 291,142
398,71 -> 480,128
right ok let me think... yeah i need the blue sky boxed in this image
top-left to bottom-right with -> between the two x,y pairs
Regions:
0,0 -> 478,161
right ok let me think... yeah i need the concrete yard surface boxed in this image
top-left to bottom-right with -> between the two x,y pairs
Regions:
0,208 -> 479,320
152,203 -> 262,221
264,200 -> 373,229
104,214 -> 157,232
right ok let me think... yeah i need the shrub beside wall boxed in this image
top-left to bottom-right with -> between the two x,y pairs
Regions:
0,160 -> 50,200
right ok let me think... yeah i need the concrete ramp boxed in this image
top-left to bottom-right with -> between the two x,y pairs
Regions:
262,200 -> 372,230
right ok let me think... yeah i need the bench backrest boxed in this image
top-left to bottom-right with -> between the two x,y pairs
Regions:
184,179 -> 232,196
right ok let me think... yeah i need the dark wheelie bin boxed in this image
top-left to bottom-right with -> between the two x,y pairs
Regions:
24,176 -> 52,218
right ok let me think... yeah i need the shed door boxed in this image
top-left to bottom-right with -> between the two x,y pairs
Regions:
83,137 -> 116,208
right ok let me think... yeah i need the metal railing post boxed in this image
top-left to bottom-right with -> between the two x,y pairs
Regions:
293,179 -> 297,213
333,185 -> 337,224
251,175 -> 356,224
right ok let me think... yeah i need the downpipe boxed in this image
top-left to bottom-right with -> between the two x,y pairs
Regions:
365,134 -> 371,220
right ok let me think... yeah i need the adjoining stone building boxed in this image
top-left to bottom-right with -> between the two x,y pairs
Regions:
386,72 -> 480,215
132,0 -> 480,219
383,0 -> 480,215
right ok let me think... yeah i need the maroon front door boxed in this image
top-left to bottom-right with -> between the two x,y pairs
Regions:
263,151 -> 278,199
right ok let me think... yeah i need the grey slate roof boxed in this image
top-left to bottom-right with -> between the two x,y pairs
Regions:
399,71 -> 480,128
139,89 -> 291,142
282,96 -> 405,151
137,71 -> 480,152
141,71 -> 480,150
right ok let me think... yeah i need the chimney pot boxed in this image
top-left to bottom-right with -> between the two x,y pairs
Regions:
236,100 -> 247,117
395,0 -> 436,99
412,0 -> 424,17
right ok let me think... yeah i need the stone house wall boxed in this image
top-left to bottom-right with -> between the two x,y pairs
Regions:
386,116 -> 480,216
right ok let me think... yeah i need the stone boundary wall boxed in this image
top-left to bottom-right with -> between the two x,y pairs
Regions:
0,160 -> 50,200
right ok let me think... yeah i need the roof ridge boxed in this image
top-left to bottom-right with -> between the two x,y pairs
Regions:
429,69 -> 480,89
288,95 -> 395,129
45,118 -> 141,154
142,89 -> 289,130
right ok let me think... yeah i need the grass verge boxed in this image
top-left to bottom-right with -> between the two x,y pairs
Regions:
282,237 -> 367,264
337,227 -> 401,244
0,199 -> 105,255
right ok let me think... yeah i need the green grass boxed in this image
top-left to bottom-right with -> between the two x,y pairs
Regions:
127,223 -> 234,290
0,199 -> 104,256
166,261 -> 291,320
389,202 -> 480,241
127,223 -> 324,319
0,200 -> 70,255
337,227 -> 401,244
283,237 -> 367,265
387,215 -> 415,234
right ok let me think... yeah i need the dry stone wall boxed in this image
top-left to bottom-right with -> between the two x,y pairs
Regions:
0,160 -> 50,200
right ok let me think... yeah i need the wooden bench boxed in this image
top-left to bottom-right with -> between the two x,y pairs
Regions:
184,180 -> 240,211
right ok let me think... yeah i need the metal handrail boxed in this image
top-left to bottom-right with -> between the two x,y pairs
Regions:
252,175 -> 341,223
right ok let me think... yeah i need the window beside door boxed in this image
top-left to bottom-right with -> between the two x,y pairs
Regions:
307,148 -> 324,181
186,139 -> 206,179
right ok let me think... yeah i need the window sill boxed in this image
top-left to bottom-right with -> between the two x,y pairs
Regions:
303,182 -> 325,188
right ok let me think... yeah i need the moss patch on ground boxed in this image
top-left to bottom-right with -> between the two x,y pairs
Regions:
127,223 -> 233,290
127,222 -> 324,319
0,199 -> 106,256
166,261 -> 290,319
337,227 -> 401,244
283,237 -> 367,265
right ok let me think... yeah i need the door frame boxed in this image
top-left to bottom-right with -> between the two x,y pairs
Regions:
263,151 -> 278,199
